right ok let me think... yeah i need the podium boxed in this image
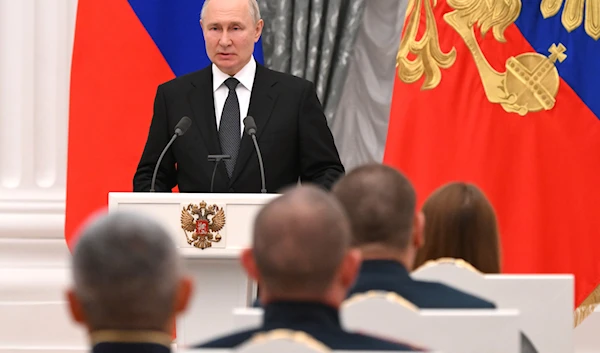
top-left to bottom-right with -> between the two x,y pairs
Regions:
108,192 -> 279,347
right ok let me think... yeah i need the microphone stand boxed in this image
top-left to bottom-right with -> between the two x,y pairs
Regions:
150,134 -> 178,192
208,154 -> 230,193
250,134 -> 267,193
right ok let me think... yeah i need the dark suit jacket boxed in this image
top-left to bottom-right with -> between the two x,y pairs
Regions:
348,260 -> 496,309
195,301 -> 418,351
133,63 -> 344,193
93,342 -> 169,353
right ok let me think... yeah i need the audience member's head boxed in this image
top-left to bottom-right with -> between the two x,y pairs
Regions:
414,182 -> 501,273
241,185 -> 361,306
332,164 -> 424,270
67,211 -> 193,334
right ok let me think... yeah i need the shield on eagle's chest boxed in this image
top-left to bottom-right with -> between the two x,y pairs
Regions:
196,219 -> 209,235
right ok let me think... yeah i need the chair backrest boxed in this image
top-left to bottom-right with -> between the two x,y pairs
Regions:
340,291 -> 520,353
412,259 -> 574,353
232,307 -> 262,331
574,305 -> 600,352
0,301 -> 87,350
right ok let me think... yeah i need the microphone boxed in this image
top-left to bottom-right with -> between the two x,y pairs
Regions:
243,116 -> 266,193
208,154 -> 231,193
174,116 -> 192,136
150,116 -> 192,192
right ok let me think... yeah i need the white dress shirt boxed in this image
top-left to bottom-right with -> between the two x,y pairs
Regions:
212,57 -> 256,136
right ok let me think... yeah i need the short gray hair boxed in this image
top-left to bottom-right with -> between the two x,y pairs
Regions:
71,211 -> 182,331
200,0 -> 261,24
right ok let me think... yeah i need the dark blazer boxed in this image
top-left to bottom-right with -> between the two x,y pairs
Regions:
133,63 -> 344,193
195,301 -> 418,351
93,342 -> 170,353
347,260 -> 496,309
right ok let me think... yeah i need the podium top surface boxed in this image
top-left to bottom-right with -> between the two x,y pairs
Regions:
109,192 -> 278,201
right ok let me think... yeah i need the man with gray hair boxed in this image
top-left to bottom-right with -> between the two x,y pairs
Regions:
66,212 -> 193,353
134,0 -> 344,193
195,186 -> 417,350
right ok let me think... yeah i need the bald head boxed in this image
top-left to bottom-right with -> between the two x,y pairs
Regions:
252,186 -> 352,296
333,164 -> 417,250
70,211 -> 185,331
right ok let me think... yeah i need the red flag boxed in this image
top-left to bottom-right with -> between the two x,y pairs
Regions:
65,1 -> 173,247
384,0 -> 600,307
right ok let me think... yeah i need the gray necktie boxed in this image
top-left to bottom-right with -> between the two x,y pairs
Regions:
219,77 -> 241,177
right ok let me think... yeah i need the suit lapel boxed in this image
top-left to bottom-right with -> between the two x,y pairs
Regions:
229,65 -> 278,186
189,67 -> 230,183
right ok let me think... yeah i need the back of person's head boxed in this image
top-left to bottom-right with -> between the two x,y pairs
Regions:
414,182 -> 501,273
332,164 -> 424,267
241,185 -> 361,306
67,211 -> 193,333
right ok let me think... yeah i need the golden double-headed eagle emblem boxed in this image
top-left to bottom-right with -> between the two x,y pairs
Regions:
180,201 -> 226,249
397,0 -> 598,115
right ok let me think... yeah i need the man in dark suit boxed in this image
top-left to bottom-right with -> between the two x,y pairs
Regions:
195,186 -> 419,351
133,0 -> 344,193
333,165 -> 539,353
66,212 -> 193,353
332,164 -> 495,309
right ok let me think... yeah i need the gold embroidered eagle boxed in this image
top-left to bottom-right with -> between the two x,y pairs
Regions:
180,202 -> 226,249
398,0 -> 573,115
541,0 -> 600,40
399,0 -> 593,91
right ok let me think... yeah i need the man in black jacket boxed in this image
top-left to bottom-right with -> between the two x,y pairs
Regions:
133,0 -> 343,193
333,164 -> 495,309
195,186 -> 419,351
66,212 -> 193,353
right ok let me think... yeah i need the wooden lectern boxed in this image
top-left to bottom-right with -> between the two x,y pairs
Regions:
108,192 -> 278,348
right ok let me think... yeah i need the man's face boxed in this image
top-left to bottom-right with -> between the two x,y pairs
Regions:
201,0 -> 263,76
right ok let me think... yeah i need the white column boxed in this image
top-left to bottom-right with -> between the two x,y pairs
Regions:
0,0 -> 78,268
0,1 -> 87,351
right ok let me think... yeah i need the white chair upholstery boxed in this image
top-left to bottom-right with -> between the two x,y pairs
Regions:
341,291 -> 520,353
412,258 -> 574,353
574,305 -> 600,353
232,307 -> 262,331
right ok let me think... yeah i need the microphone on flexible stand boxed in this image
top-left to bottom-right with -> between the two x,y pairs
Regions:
208,154 -> 231,193
150,116 -> 192,192
243,116 -> 267,193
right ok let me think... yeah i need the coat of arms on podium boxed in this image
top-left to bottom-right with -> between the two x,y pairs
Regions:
180,201 -> 226,249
